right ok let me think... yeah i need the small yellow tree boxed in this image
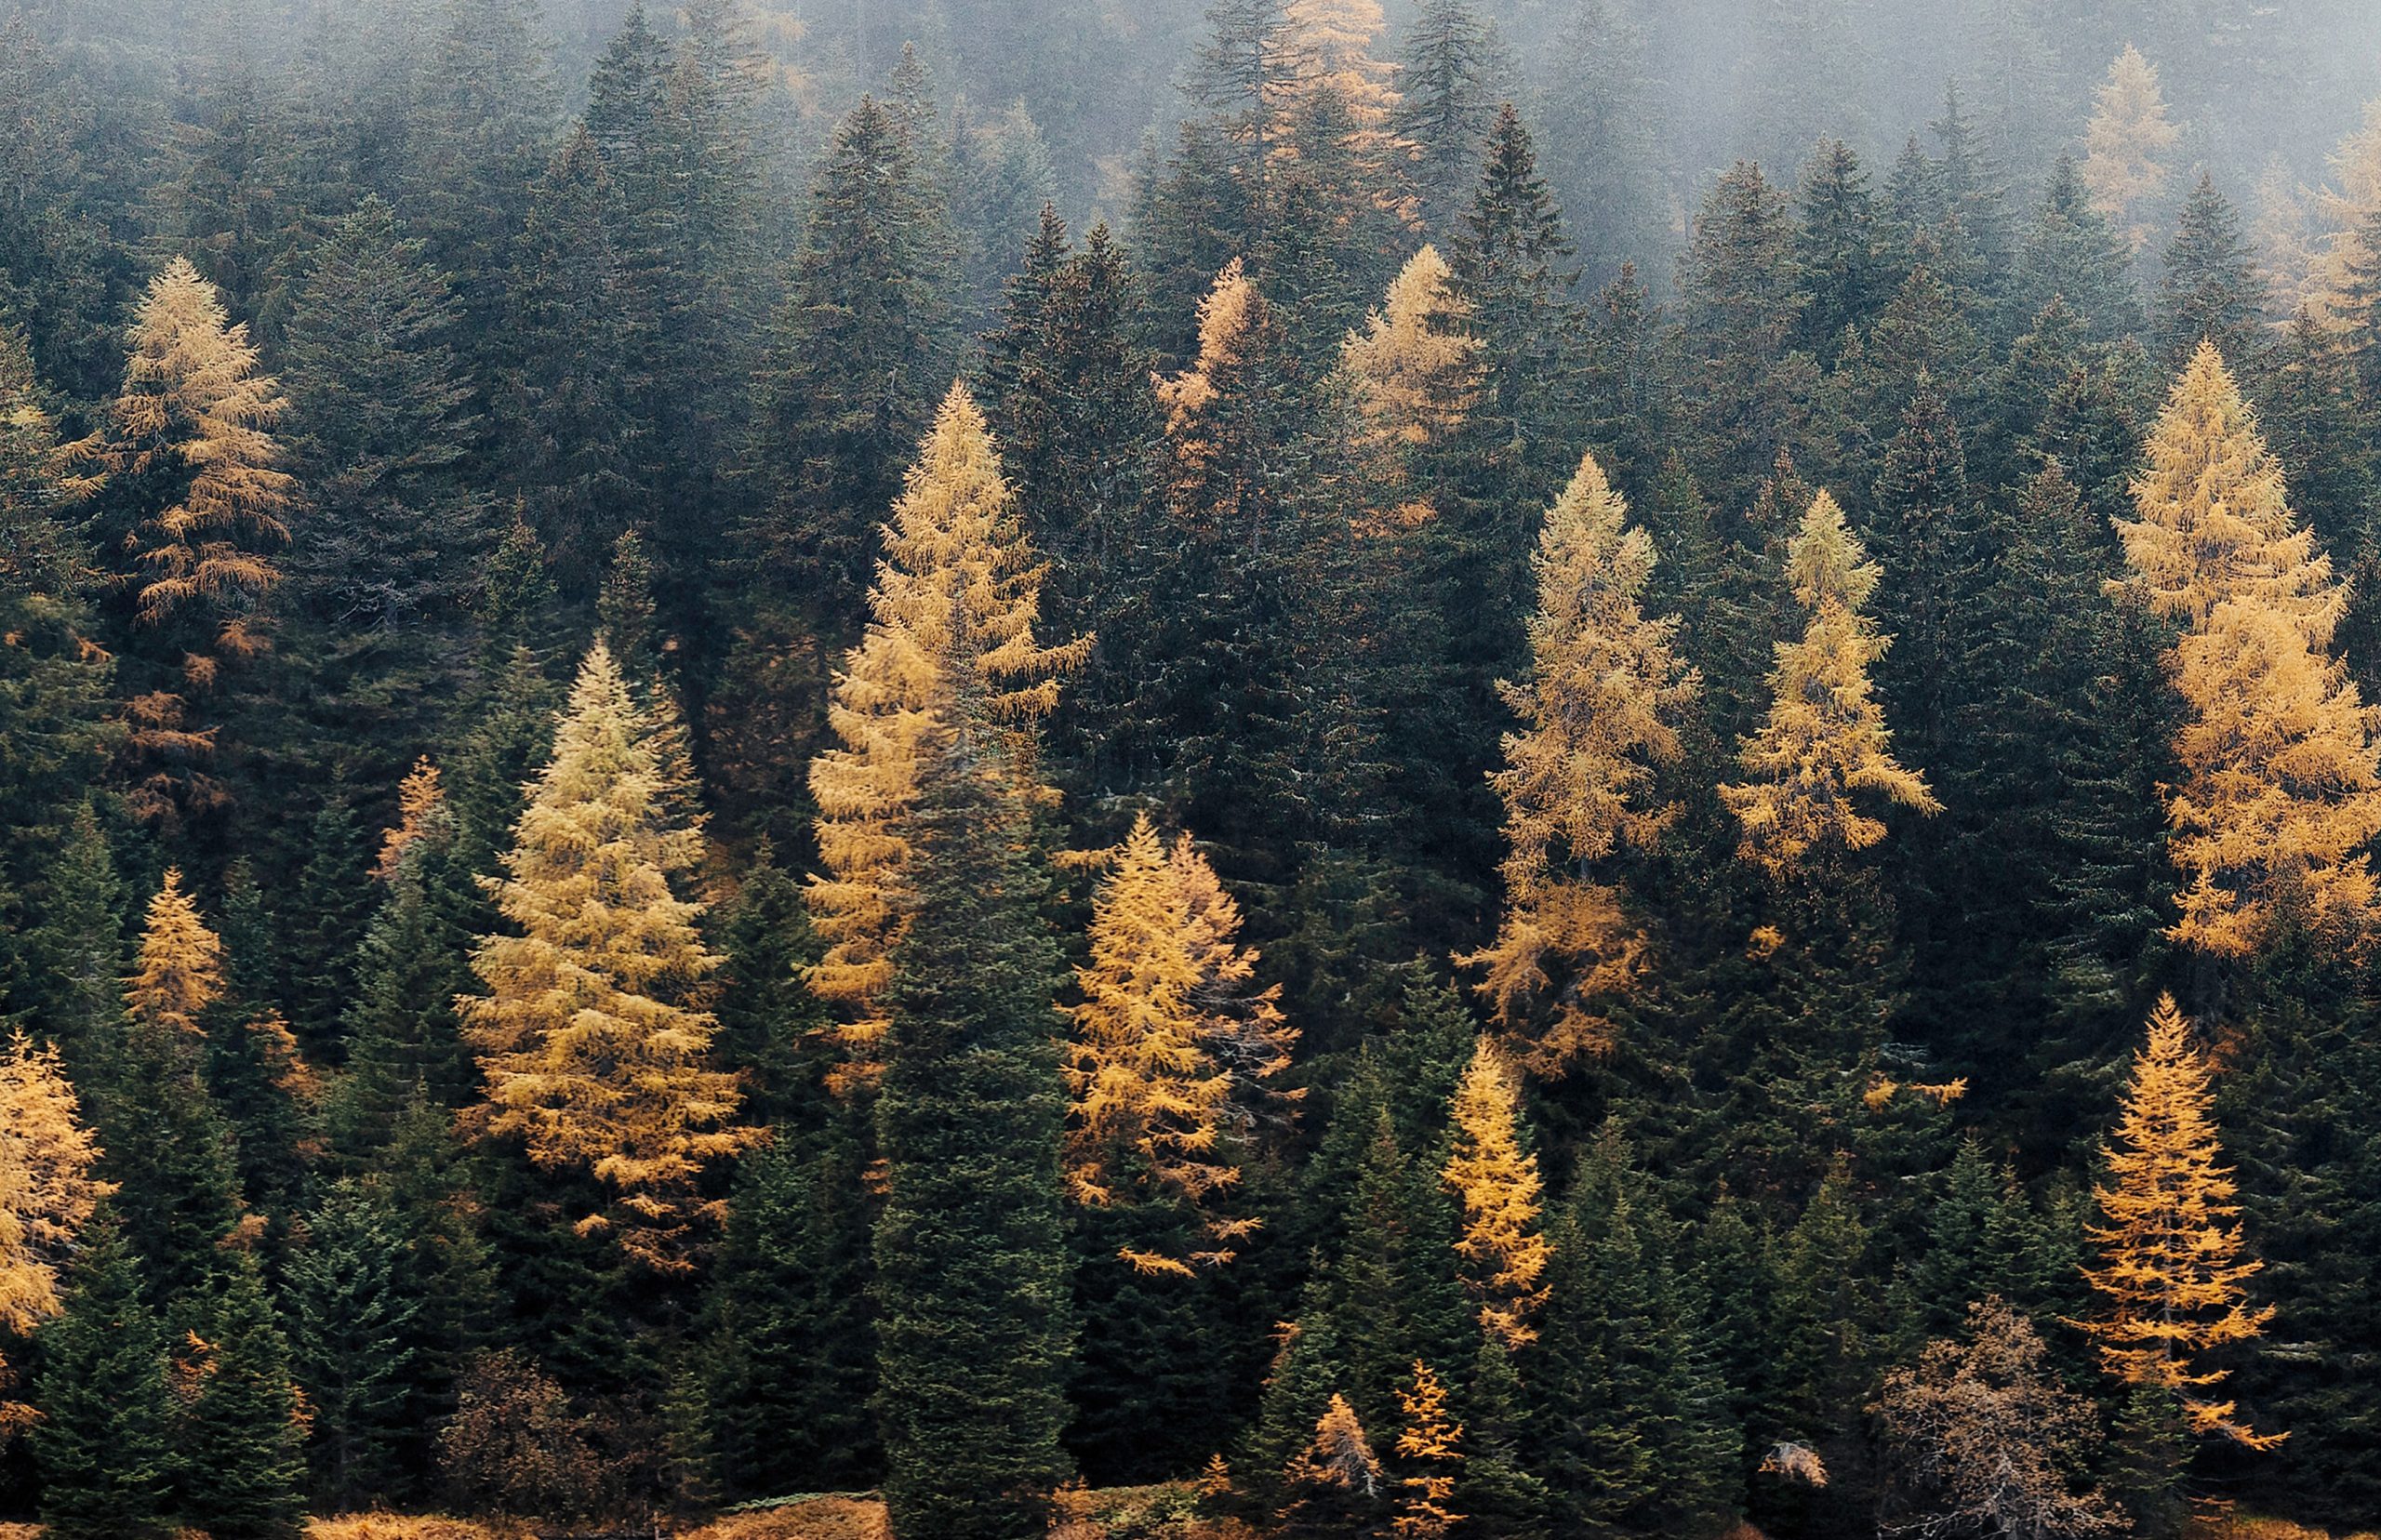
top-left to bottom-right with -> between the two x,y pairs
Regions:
1443,1039 -> 1551,1348
2080,45 -> 2182,253
1282,1392 -> 1384,1513
1465,454 -> 1697,1069
1339,245 -> 1483,474
2080,995 -> 2282,1451
463,642 -> 753,1271
371,756 -> 446,880
806,382 -> 1083,1084
1722,490 -> 1938,875
1392,1361 -> 1464,1538
1068,813 -> 1293,1271
2119,342 -> 2381,957
0,1029 -> 111,1429
126,868 -> 225,1036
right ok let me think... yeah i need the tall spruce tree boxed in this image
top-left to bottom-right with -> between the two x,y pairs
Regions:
872,725 -> 1073,1539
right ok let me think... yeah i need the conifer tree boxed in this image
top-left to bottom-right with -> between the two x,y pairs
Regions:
1391,1360 -> 1464,1538
2082,995 -> 2282,1450
1723,490 -> 1938,875
1537,0 -> 1663,283
1067,812 -> 1292,1269
31,1216 -> 177,1540
281,797 -> 374,1053
126,869 -> 223,1038
280,194 -> 488,771
0,322 -> 112,989
173,1255 -> 309,1540
1465,454 -> 1696,1069
872,728 -> 1073,1540
0,1028 -> 107,1422
1450,103 -> 1578,501
499,126 -> 645,594
746,95 -> 954,616
807,383 -> 1080,1081
2014,154 -> 2143,344
1676,160 -> 1802,502
2118,341 -> 2381,960
2158,172 -> 2265,370
1794,139 -> 1887,363
1278,1391 -> 1389,1536
86,258 -> 292,823
2080,45 -> 2182,255
285,1178 -> 421,1509
1396,0 -> 1501,237
1338,245 -> 1484,476
462,643 -> 752,1270
1440,1039 -> 1548,1347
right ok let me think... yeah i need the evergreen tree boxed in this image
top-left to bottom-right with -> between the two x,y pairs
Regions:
31,1216 -> 177,1540
1450,102 -> 1579,503
280,194 -> 489,777
1536,0 -> 1663,283
172,1256 -> 309,1540
872,728 -> 1073,1540
2158,172 -> 2265,370
285,1178 -> 421,1509
1390,0 -> 1495,237
2014,155 -> 2143,345
1794,139 -> 1887,365
1675,161 -> 1802,502
280,797 -> 374,1054
743,95 -> 953,618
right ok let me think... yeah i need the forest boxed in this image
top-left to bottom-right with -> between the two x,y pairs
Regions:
2,0 -> 2381,1537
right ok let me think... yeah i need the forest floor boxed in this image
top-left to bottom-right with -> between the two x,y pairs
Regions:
0,1503 -> 2366,1539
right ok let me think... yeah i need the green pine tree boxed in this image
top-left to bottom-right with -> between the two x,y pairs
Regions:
31,1214 -> 178,1540
173,1255 -> 309,1540
285,1178 -> 421,1508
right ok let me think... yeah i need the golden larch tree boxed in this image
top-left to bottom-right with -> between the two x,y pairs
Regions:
1274,0 -> 1412,189
2080,45 -> 2182,253
1067,813 -> 1294,1272
1285,1391 -> 1383,1497
372,755 -> 446,880
1443,1038 -> 1551,1348
1392,1360 -> 1464,1539
0,1029 -> 111,1430
97,256 -> 293,679
1339,245 -> 1483,478
2118,341 -> 2381,958
805,381 -> 1083,1082
1723,489 -> 1939,875
463,642 -> 753,1271
2304,98 -> 2381,324
1465,453 -> 1698,1069
126,868 -> 225,1036
2080,995 -> 2283,1450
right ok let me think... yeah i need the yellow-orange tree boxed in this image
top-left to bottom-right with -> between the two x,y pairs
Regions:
1442,1038 -> 1550,1348
2080,994 -> 2282,1450
2080,46 -> 2181,253
1465,453 -> 1697,1070
86,258 -> 292,823
1338,244 -> 1482,478
463,642 -> 752,1271
806,381 -> 1082,1084
0,1029 -> 109,1430
1066,812 -> 1293,1272
126,868 -> 224,1037
1392,1360 -> 1463,1538
1723,489 -> 1937,875
2117,341 -> 2381,960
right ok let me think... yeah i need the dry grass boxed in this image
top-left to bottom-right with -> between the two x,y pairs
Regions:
682,1496 -> 892,1540
308,1519 -> 530,1540
2187,1518 -> 2381,1540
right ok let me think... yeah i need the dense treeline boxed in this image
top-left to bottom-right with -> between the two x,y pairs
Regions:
5,2 -> 2381,1539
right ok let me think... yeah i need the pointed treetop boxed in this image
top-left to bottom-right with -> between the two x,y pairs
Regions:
1338,244 -> 1483,457
126,869 -> 225,1036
